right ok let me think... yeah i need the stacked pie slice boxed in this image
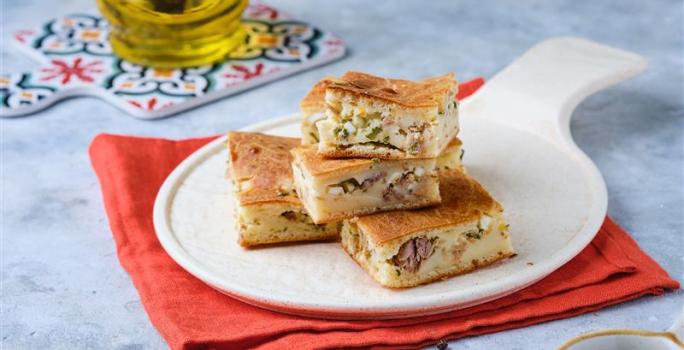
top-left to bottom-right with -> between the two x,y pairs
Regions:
226,71 -> 514,288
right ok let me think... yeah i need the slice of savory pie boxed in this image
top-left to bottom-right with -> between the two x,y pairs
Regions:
226,131 -> 339,247
340,170 -> 514,288
437,137 -> 464,173
300,76 -> 334,145
317,71 -> 460,159
290,138 -> 463,224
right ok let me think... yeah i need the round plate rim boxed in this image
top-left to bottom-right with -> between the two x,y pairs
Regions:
152,113 -> 608,320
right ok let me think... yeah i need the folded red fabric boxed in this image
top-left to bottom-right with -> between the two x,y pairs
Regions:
89,78 -> 678,350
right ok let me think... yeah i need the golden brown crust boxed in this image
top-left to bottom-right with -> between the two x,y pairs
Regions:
308,197 -> 441,224
318,137 -> 463,160
355,170 -> 503,244
327,71 -> 457,108
300,76 -> 335,116
227,132 -> 301,205
239,230 -> 339,248
317,143 -> 416,160
291,144 -> 378,177
448,137 -> 462,147
292,138 -> 461,177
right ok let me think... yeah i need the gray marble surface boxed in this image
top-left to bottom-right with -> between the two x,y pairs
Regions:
1,0 -> 682,349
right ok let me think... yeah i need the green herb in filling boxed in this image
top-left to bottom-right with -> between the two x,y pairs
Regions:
334,119 -> 352,139
382,135 -> 390,143
408,143 -> 419,155
477,220 -> 486,235
281,211 -> 300,221
465,230 -> 482,240
366,126 -> 382,140
459,148 -> 465,161
466,221 -> 486,240
338,178 -> 362,193
333,126 -> 349,139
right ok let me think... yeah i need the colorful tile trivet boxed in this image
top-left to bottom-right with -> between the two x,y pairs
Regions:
0,3 -> 346,119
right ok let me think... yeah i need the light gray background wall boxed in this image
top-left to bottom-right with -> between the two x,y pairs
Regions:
2,1 -> 682,349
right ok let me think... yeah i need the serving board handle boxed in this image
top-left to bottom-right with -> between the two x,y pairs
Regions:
461,37 -> 646,145
668,311 -> 684,342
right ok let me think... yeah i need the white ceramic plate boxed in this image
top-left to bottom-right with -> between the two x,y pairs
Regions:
153,37 -> 646,319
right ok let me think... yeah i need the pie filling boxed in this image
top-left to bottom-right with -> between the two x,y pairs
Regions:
318,89 -> 459,156
230,177 -> 336,243
341,214 -> 513,285
301,112 -> 325,145
236,203 -> 336,240
293,162 -> 440,220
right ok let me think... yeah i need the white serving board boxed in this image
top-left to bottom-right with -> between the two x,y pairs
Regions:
153,37 -> 646,319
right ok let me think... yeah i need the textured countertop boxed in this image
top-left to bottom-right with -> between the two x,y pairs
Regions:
2,0 -> 682,349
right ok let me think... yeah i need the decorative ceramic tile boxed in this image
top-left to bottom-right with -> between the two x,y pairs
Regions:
0,3 -> 346,119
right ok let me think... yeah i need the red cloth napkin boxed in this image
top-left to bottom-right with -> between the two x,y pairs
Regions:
89,78 -> 678,350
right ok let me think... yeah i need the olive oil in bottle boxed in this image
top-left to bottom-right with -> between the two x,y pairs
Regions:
97,0 -> 248,68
